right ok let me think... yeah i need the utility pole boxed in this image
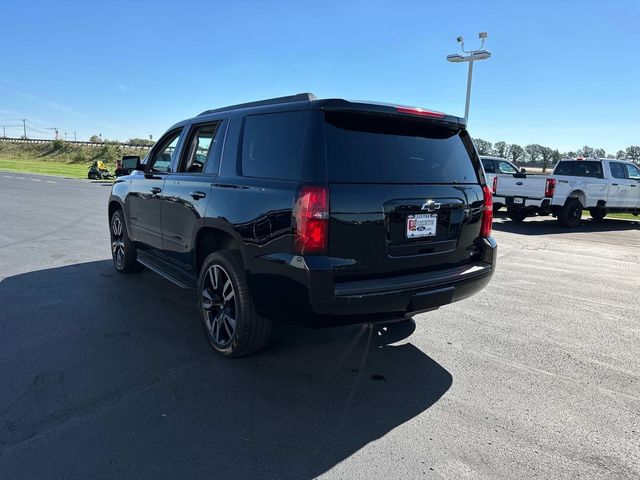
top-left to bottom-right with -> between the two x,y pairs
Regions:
22,119 -> 27,138
2,126 -> 5,138
74,131 -> 77,141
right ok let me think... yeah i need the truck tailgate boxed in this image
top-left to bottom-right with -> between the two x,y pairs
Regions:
495,175 -> 548,199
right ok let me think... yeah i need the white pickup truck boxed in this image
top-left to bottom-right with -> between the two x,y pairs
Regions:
495,158 -> 640,227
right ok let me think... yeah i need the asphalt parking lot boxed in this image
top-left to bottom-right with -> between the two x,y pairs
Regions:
1,173 -> 639,479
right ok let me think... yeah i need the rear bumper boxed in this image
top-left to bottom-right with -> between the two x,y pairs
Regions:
250,237 -> 497,327
504,196 -> 551,209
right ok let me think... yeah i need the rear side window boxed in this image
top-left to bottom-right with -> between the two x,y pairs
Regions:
609,162 -> 626,179
481,159 -> 495,173
241,111 -> 306,181
554,161 -> 603,178
324,112 -> 478,184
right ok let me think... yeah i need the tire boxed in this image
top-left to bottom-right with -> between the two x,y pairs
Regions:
558,198 -> 583,228
507,208 -> 527,223
589,208 -> 606,222
198,251 -> 271,357
109,209 -> 142,273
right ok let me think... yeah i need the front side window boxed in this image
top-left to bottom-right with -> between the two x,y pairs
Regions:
497,161 -> 517,174
241,111 -> 306,181
609,162 -> 626,179
625,163 -> 640,180
149,130 -> 182,173
179,123 -> 219,173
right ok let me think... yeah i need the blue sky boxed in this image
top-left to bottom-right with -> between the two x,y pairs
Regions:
1,0 -> 638,152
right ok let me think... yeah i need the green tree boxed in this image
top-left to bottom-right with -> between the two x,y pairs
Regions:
128,137 -> 154,146
564,151 -> 577,159
507,144 -> 524,164
492,141 -> 508,158
593,148 -> 606,158
539,146 -> 554,171
577,146 -> 595,158
525,144 -> 542,164
473,138 -> 493,155
89,134 -> 102,143
625,145 -> 640,162
616,150 -> 626,159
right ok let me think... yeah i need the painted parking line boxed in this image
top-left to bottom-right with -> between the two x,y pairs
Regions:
30,178 -> 41,182
14,177 -> 25,180
46,180 -> 56,184
3,175 -> 15,179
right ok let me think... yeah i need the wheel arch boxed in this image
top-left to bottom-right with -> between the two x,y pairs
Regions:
566,190 -> 586,207
108,196 -> 134,239
194,226 -> 244,273
108,198 -> 123,219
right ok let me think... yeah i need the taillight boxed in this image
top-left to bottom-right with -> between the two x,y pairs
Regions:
545,178 -> 556,197
294,185 -> 329,254
481,185 -> 493,238
492,176 -> 498,194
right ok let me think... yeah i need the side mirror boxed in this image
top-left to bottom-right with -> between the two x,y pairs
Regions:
121,155 -> 142,172
520,167 -> 527,174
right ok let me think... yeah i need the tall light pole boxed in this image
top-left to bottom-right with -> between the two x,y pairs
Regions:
447,32 -> 491,123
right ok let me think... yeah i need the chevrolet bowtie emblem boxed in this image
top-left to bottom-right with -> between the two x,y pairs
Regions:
421,200 -> 441,211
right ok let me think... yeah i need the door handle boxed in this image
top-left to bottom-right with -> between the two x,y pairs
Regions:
631,184 -> 637,187
190,191 -> 206,200
150,187 -> 162,194
611,183 -> 619,186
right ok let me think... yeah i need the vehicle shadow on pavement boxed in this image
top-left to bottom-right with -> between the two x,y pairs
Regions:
493,217 -> 639,235
0,260 -> 452,480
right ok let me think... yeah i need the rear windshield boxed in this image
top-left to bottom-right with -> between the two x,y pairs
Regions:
324,111 -> 478,184
554,161 -> 603,178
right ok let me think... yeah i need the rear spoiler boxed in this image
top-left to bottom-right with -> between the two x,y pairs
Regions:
311,99 -> 466,130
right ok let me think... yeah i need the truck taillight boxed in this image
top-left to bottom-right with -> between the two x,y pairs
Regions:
545,178 -> 556,197
481,185 -> 493,238
492,176 -> 498,194
294,185 -> 329,254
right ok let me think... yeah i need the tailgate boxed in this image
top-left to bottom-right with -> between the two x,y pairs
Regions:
495,175 -> 548,199
328,184 -> 485,280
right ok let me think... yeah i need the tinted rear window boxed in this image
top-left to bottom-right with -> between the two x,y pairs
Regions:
241,111 -> 306,181
554,161 -> 603,178
324,112 -> 478,184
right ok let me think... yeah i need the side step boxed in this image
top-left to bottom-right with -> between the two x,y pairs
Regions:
137,251 -> 196,290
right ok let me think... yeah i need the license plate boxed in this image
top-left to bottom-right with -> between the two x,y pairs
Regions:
513,197 -> 524,205
406,214 -> 437,238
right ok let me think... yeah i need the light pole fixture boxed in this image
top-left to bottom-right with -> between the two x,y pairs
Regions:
447,32 -> 491,123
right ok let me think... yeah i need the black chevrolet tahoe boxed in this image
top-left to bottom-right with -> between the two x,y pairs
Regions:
108,93 -> 497,357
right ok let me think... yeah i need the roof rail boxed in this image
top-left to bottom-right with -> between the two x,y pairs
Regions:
198,92 -> 317,116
